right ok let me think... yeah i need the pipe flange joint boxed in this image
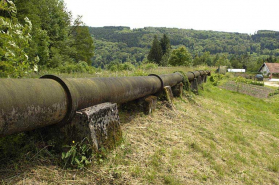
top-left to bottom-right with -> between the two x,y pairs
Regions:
199,70 -> 205,76
40,75 -> 78,126
189,71 -> 196,79
148,74 -> 164,90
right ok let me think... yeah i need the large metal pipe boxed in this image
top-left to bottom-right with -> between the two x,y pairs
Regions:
0,71 -> 210,137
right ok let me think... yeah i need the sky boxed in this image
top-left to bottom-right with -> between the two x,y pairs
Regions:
64,0 -> 279,34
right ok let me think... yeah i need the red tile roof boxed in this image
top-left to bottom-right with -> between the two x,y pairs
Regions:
264,63 -> 279,73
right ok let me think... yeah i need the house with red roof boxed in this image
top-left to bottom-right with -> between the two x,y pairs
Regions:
259,63 -> 279,78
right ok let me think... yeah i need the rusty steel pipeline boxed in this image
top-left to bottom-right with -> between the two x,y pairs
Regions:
0,71 -> 210,137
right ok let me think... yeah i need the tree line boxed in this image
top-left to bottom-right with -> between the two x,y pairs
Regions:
90,26 -> 279,72
0,0 -> 94,77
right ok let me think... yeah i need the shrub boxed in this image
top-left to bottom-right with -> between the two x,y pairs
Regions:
234,76 -> 264,86
209,74 -> 224,86
120,62 -> 135,71
57,61 -> 95,74
0,62 -> 14,78
107,62 -> 135,72
140,63 -> 158,70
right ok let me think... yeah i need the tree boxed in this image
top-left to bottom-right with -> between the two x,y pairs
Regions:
69,16 -> 94,65
147,35 -> 163,64
193,51 -> 211,66
230,55 -> 242,68
159,34 -> 171,66
14,0 -> 95,68
160,34 -> 171,55
15,0 -> 50,66
215,54 -> 231,67
169,46 -> 192,66
14,0 -> 71,67
0,0 -> 35,77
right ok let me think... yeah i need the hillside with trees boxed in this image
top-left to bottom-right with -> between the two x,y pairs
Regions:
1,0 -> 279,77
89,26 -> 279,72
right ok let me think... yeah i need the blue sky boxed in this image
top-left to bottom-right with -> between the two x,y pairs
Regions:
64,0 -> 279,34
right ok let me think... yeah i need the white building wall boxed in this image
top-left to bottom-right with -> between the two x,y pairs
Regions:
228,69 -> 246,72
260,65 -> 270,75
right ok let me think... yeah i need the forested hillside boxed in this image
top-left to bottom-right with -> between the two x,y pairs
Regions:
1,0 -> 279,77
89,26 -> 279,71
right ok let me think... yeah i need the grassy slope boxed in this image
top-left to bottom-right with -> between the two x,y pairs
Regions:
1,75 -> 279,184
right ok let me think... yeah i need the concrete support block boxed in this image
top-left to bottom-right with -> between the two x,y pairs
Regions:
63,102 -> 122,151
200,75 -> 205,83
198,76 -> 204,90
161,86 -> 175,109
197,76 -> 202,85
143,96 -> 157,114
120,95 -> 157,115
191,78 -> 199,94
164,86 -> 174,103
172,82 -> 183,97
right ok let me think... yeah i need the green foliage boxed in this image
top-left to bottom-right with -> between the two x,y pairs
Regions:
215,54 -> 231,67
209,74 -> 224,86
57,61 -> 96,74
0,132 -> 56,165
0,0 -> 35,77
174,71 -> 191,91
269,89 -> 279,97
68,16 -> 94,65
169,46 -> 192,66
89,26 -> 279,72
160,34 -> 171,55
0,61 -> 13,77
159,34 -> 171,66
193,51 -> 211,66
132,69 -> 148,76
61,138 -> 92,169
140,62 -> 158,70
0,133 -> 31,161
147,35 -> 163,64
234,76 -> 264,86
107,61 -> 135,71
0,0 -> 95,76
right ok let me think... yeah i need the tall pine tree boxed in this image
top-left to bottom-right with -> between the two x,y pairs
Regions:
147,35 -> 163,64
160,34 -> 171,55
160,34 -> 171,66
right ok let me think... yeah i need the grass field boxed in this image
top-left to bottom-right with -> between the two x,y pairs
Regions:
1,70 -> 279,184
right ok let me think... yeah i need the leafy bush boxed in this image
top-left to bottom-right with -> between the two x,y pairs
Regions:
132,69 -> 148,76
169,46 -> 192,66
57,61 -> 96,74
62,139 -> 92,169
107,62 -> 135,71
0,1 -> 36,78
140,63 -> 158,70
0,62 -> 14,78
120,62 -> 135,71
209,74 -> 224,86
234,76 -> 264,86
269,90 -> 279,97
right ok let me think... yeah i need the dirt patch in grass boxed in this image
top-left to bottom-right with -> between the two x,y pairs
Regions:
265,81 -> 279,88
220,81 -> 275,98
